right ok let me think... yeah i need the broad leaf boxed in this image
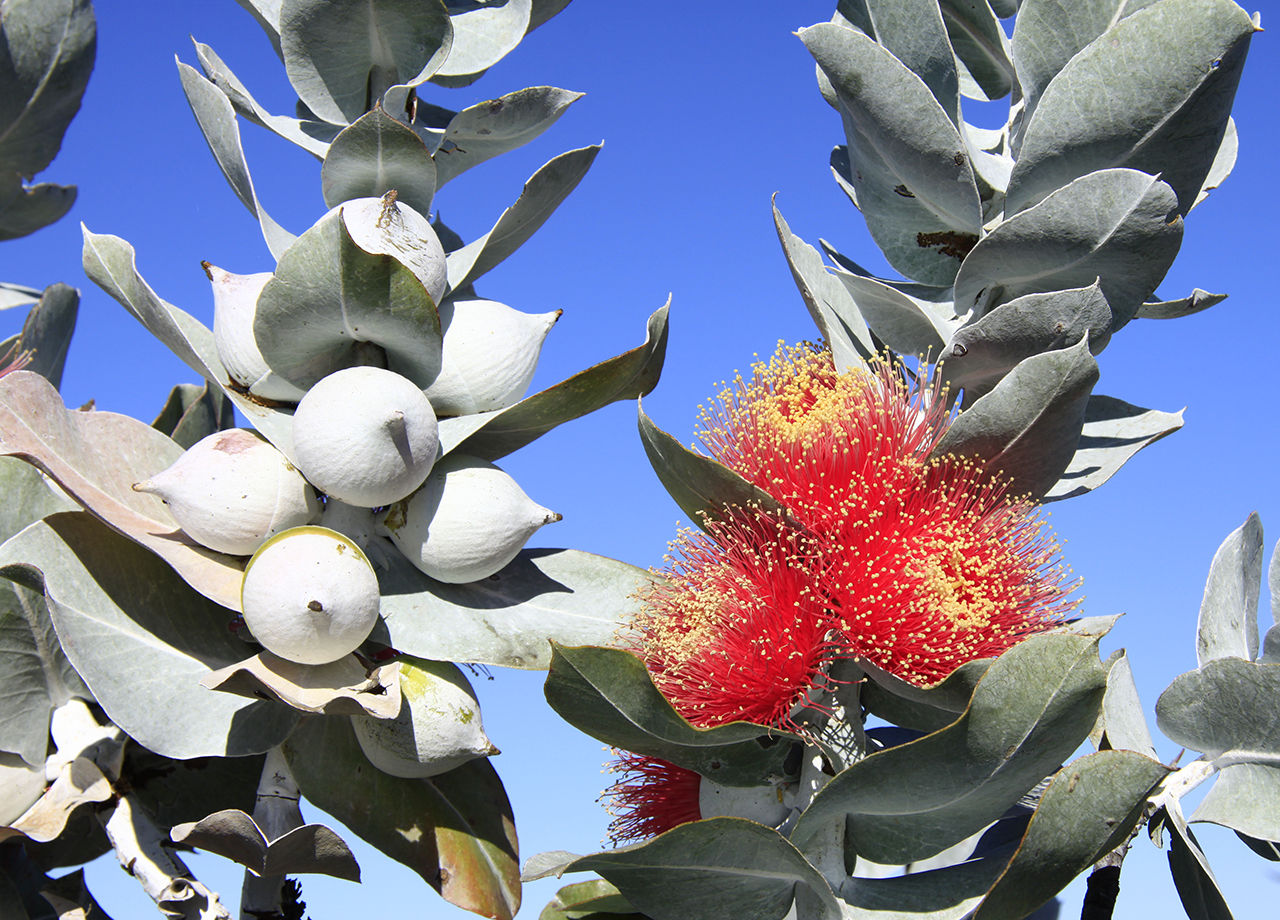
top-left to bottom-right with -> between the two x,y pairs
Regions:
10,284 -> 77,389
637,401 -> 789,530
543,644 -> 802,788
377,547 -> 653,669
1097,653 -> 1156,758
177,62 -> 297,260
1008,0 -> 1256,215
975,751 -> 1168,919
150,382 -> 235,451
552,819 -> 840,920
433,0 -> 532,80
1137,289 -> 1228,321
443,301 -> 667,461
954,169 -> 1183,328
171,809 -> 361,881
836,844 -> 1017,919
539,878 -> 644,920
1196,513 -> 1263,666
279,0 -> 453,124
446,145 -> 600,292
284,714 -> 520,920
0,513 -> 299,759
932,338 -> 1098,500
321,107 -> 436,214
1156,657 -> 1280,763
1193,763 -> 1280,843
0,0 -> 95,178
824,251 -> 958,355
1045,395 -> 1183,502
856,0 -> 961,123
122,745 -> 264,830
940,0 -> 1013,102
791,633 -> 1107,865
0,181 -> 75,242
434,87 -> 583,188
773,203 -> 872,370
0,371 -> 244,609
1161,800 -> 1236,920
800,23 -> 982,285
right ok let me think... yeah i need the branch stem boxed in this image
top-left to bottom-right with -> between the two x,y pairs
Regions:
239,746 -> 305,920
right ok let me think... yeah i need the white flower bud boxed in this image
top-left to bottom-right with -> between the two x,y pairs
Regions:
424,298 -> 560,416
376,453 -> 560,584
240,526 -> 381,665
351,657 -> 498,778
133,429 -> 320,556
207,264 -> 308,403
292,366 -> 439,508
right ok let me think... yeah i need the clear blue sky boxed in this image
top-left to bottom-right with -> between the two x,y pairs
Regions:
3,2 -> 1278,917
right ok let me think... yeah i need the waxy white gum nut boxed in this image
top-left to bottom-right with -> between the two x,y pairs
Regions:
425,298 -> 561,416
699,776 -> 792,828
206,264 -> 308,403
376,452 -> 561,584
132,429 -> 320,556
291,366 -> 439,508
240,526 -> 381,666
351,657 -> 499,778
342,194 -> 447,308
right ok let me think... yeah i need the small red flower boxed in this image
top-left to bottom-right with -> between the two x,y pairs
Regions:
604,752 -> 703,844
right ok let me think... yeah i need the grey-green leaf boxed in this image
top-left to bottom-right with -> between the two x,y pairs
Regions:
825,252 -> 958,355
932,338 -> 1098,500
0,513 -> 299,759
1137,289 -> 1228,320
176,61 -> 297,260
434,87 -> 584,189
1007,0 -> 1256,216
539,878 -> 643,920
443,300 -> 667,461
791,632 -> 1107,865
433,0 -> 531,80
975,751 -> 1168,920
279,0 -> 453,125
446,145 -> 600,293
1163,800 -> 1236,920
1045,395 -> 1184,502
800,23 -> 982,285
11,283 -> 77,390
375,546 -> 653,670
1098,652 -> 1156,758
0,180 -> 76,241
954,169 -> 1183,328
560,819 -> 840,920
544,643 -> 801,788
150,382 -> 235,451
283,714 -> 520,920
773,203 -> 872,370
941,282 -> 1111,407
1193,763 -> 1280,843
321,107 -> 436,214
0,0 -> 96,178
940,0 -> 1013,102
835,844 -> 1015,920
1197,513 -> 1263,666
1156,657 -> 1280,763
638,400 -> 789,530
856,0 -> 961,123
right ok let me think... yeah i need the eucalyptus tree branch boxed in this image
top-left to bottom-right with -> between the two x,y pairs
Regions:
239,746 -> 305,920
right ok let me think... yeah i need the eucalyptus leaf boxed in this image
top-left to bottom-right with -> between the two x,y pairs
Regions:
176,62 -> 297,261
321,107 -> 436,214
170,808 -> 361,881
1191,116 -> 1239,213
527,0 -> 573,33
191,39 -> 338,159
824,253 -> 958,356
434,87 -> 584,188
377,546 -> 654,669
954,169 -> 1183,328
975,751 -> 1168,920
150,382 -> 235,451
0,0 -> 95,179
1192,763 -> 1280,842
1162,800 -> 1236,920
433,0 -> 532,79
283,714 -> 520,920
1196,513 -> 1263,666
854,0 -> 961,123
931,338 -> 1098,500
836,844 -> 1017,920
1008,0 -> 1256,215
445,300 -> 667,461
941,282 -> 1111,407
446,145 -> 601,293
543,644 -> 802,788
773,203 -> 872,370
558,818 -> 840,920
637,400 -> 789,530
540,878 -> 644,920
10,285 -> 77,391
121,746 -> 264,830
791,632 -> 1107,866
232,0 -> 284,58
1156,657 -> 1280,763
940,0 -> 1013,102
1235,832 -> 1280,862
1010,0 -> 1160,139
0,371 -> 244,610
1097,653 -> 1156,758
1137,289 -> 1228,320
253,203 -> 443,392
0,182 -> 75,242
1044,395 -> 1184,502
799,23 -> 982,285
280,0 -> 453,125
0,513 -> 299,759
0,284 -> 41,311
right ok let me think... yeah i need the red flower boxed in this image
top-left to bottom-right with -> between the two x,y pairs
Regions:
604,753 -> 703,844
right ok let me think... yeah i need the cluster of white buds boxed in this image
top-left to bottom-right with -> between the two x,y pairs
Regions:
131,195 -> 561,766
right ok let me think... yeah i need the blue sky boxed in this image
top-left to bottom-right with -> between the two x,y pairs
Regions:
3,2 -> 1278,917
